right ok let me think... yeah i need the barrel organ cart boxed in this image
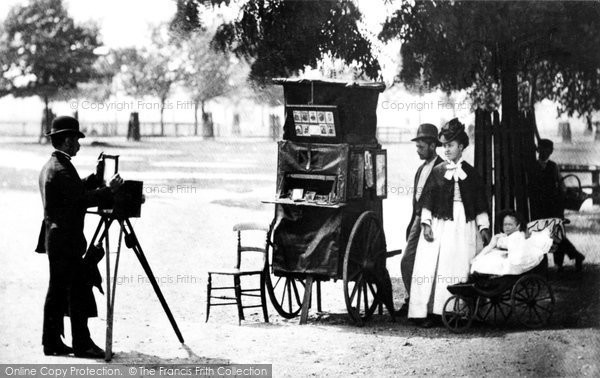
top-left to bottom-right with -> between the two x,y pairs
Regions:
262,79 -> 401,325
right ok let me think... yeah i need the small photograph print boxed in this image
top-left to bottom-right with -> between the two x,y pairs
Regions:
320,124 -> 327,134
309,111 -> 317,123
317,111 -> 326,123
304,125 -> 310,134
301,111 -> 309,122
314,194 -> 328,203
295,125 -> 303,135
304,191 -> 316,201
293,111 -> 301,123
325,112 -> 334,124
328,126 -> 335,135
309,125 -> 320,135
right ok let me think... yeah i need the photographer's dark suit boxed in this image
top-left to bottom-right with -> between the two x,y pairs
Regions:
37,151 -> 111,350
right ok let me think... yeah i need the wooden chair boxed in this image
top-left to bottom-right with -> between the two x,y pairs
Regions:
206,222 -> 270,324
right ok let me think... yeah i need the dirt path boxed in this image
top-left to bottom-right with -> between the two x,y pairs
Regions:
1,138 -> 599,376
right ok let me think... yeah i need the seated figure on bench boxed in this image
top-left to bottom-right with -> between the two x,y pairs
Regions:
529,138 -> 585,272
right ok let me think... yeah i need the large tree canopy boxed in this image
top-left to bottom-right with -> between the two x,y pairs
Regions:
2,0 -> 101,99
1,0 -> 102,140
171,0 -> 381,84
379,0 -> 600,118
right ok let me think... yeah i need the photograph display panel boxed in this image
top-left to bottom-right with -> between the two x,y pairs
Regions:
288,105 -> 339,138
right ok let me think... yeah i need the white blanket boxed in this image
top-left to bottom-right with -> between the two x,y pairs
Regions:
470,229 -> 553,275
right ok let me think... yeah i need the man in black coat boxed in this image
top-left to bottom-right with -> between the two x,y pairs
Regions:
398,124 -> 444,316
37,116 -> 123,358
529,138 -> 585,272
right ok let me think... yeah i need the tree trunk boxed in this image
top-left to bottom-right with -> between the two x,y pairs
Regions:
585,115 -> 593,136
127,112 -> 141,141
193,101 -> 199,136
232,113 -> 241,136
558,122 -> 572,143
500,47 -> 519,130
39,95 -> 51,144
160,98 -> 165,136
202,100 -> 214,138
499,43 -> 518,212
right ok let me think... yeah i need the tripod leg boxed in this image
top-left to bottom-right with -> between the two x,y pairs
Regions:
89,218 -> 105,247
104,219 -> 113,362
122,219 -> 185,343
88,216 -> 112,249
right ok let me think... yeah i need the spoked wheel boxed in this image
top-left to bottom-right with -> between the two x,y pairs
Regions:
265,272 -> 305,319
476,292 -> 513,326
264,247 -> 306,319
442,295 -> 474,333
511,274 -> 555,328
343,211 -> 388,326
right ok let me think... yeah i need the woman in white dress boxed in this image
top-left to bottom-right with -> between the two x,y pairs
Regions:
408,118 -> 491,327
471,210 -> 553,275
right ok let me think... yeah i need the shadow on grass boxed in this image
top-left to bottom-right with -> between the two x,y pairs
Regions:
284,264 -> 599,339
108,345 -> 229,365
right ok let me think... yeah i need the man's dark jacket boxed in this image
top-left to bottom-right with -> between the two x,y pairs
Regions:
36,151 -> 111,317
406,155 -> 444,239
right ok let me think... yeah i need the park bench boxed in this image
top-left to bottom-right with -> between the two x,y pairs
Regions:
559,164 -> 600,206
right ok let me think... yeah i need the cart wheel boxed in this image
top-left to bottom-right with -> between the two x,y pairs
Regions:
343,211 -> 387,326
511,274 -> 554,328
264,249 -> 305,319
442,295 -> 474,333
476,292 -> 513,326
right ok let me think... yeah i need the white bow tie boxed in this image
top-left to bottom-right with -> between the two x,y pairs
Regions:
444,161 -> 467,181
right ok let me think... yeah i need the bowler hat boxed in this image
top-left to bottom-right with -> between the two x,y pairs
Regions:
439,118 -> 467,145
412,123 -> 441,146
46,116 -> 85,138
537,139 -> 553,150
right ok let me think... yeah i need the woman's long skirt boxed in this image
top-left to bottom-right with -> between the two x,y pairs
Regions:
408,202 -> 481,318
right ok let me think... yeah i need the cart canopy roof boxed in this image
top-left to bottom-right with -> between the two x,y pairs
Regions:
272,78 -> 386,92
274,77 -> 385,145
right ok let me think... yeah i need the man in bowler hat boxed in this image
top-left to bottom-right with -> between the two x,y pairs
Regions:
397,123 -> 444,315
36,116 -> 123,358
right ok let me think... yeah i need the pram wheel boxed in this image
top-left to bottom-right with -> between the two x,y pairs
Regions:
511,274 -> 555,328
476,292 -> 512,326
442,295 -> 474,333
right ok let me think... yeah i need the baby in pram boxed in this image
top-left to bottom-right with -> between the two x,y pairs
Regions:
470,210 -> 554,276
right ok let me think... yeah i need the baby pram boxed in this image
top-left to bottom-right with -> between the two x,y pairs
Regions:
441,218 -> 566,333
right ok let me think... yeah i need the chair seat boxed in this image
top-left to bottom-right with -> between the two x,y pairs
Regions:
208,268 -> 264,276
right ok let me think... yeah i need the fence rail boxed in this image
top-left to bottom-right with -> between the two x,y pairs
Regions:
377,127 -> 413,143
2,121 -> 413,142
0,121 -> 230,137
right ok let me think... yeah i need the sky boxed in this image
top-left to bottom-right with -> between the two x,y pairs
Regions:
0,0 -> 178,48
